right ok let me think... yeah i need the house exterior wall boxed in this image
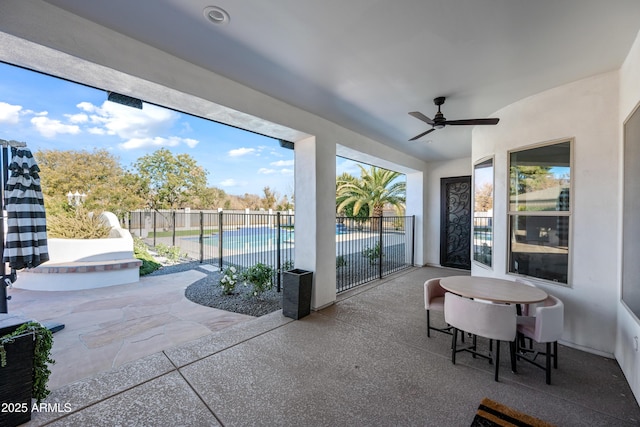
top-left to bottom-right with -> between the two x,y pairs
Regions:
618,28 -> 640,405
472,71 -> 620,355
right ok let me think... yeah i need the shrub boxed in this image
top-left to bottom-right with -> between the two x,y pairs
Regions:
362,243 -> 383,265
241,263 -> 275,297
336,255 -> 347,268
154,243 -> 182,263
134,237 -> 162,275
219,265 -> 239,295
47,207 -> 111,238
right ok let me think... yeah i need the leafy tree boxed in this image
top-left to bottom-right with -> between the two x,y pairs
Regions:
336,166 -> 406,221
36,149 -> 145,219
262,186 -> 278,210
336,172 -> 369,220
134,148 -> 208,210
192,187 -> 227,209
509,165 -> 557,196
474,182 -> 493,213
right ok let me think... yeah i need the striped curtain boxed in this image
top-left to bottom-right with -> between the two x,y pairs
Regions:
3,147 -> 49,269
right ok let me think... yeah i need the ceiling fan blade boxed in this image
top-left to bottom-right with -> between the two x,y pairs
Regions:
408,128 -> 435,141
443,118 -> 500,126
409,111 -> 435,125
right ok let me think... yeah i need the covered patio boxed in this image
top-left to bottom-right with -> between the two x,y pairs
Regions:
23,267 -> 640,426
1,0 -> 640,420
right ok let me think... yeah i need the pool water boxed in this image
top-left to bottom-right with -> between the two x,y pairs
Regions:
195,225 -> 347,250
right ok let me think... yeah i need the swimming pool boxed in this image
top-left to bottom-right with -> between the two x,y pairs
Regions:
193,225 -> 348,250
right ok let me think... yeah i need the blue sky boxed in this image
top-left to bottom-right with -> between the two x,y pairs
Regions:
0,62 -> 389,198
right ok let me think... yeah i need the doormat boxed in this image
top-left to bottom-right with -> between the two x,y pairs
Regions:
471,398 -> 556,427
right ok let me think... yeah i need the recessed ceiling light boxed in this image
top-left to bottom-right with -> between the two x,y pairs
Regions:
203,6 -> 230,25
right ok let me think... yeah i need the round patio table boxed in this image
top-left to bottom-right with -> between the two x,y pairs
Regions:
440,276 -> 548,304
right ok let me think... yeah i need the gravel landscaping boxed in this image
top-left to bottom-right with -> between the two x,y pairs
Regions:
147,261 -> 282,317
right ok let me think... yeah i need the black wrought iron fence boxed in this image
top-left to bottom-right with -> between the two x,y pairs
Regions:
128,210 -> 414,294
335,215 -> 415,292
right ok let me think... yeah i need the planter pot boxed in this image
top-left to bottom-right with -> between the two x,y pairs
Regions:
0,321 -> 34,427
282,269 -> 313,320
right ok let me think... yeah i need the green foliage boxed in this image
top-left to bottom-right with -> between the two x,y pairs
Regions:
362,243 -> 383,265
36,149 -> 146,218
220,265 -> 239,295
134,237 -> 162,275
47,208 -> 112,239
336,255 -> 347,268
0,321 -> 54,404
281,259 -> 294,272
336,166 -> 406,219
154,243 -> 182,263
134,148 -> 208,210
241,263 -> 275,297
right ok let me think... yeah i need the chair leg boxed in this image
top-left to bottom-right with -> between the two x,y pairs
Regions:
553,341 -> 558,369
494,340 -> 501,382
546,342 -> 552,385
427,310 -> 431,337
451,328 -> 458,365
509,340 -> 517,374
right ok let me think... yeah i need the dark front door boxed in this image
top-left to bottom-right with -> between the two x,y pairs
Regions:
440,176 -> 471,270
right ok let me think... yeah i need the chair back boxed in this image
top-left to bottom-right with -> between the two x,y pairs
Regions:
424,278 -> 445,310
532,295 -> 564,343
444,293 -> 517,341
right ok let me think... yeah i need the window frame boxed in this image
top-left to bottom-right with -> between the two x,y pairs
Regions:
506,138 -> 574,286
472,156 -> 494,269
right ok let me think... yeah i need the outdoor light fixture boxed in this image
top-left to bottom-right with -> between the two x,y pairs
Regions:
107,91 -> 143,109
67,190 -> 87,207
203,6 -> 230,25
279,139 -> 294,150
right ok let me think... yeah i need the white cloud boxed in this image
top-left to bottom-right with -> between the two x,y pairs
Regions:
228,147 -> 255,157
31,114 -> 81,138
220,179 -> 238,187
280,168 -> 294,175
65,113 -> 89,124
0,102 -> 22,124
270,159 -> 294,167
74,100 -> 199,150
88,127 -> 106,135
258,168 -> 276,174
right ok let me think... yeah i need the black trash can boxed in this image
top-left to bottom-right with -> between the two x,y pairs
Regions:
282,269 -> 313,320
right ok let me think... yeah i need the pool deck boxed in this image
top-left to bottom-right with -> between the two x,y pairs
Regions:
6,264 -> 253,390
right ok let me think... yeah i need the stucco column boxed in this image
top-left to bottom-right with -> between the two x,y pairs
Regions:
405,171 -> 427,266
294,135 -> 336,309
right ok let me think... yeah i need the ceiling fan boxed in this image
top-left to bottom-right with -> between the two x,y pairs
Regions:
408,96 -> 499,141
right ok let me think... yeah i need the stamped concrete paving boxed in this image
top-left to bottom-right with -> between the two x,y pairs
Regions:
7,266 -> 253,389
13,267 -> 640,426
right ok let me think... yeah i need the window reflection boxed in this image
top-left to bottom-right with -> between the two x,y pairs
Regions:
508,140 -> 571,284
473,158 -> 493,267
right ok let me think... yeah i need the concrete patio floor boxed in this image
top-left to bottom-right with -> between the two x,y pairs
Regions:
7,266 -> 640,426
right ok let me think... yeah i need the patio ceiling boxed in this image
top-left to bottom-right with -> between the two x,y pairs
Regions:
42,0 -> 640,162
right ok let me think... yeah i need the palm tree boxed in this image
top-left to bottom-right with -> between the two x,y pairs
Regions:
336,166 -> 406,220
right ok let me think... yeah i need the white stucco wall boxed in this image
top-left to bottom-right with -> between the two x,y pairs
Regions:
425,157 -> 472,266
618,28 -> 640,405
472,71 -> 620,356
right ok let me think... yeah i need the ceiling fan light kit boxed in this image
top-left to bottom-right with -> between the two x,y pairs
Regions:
409,97 -> 499,141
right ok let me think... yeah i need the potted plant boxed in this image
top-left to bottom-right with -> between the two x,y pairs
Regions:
0,321 -> 54,426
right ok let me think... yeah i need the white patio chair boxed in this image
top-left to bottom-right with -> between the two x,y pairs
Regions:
516,294 -> 564,385
424,278 -> 453,337
444,292 -> 517,382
